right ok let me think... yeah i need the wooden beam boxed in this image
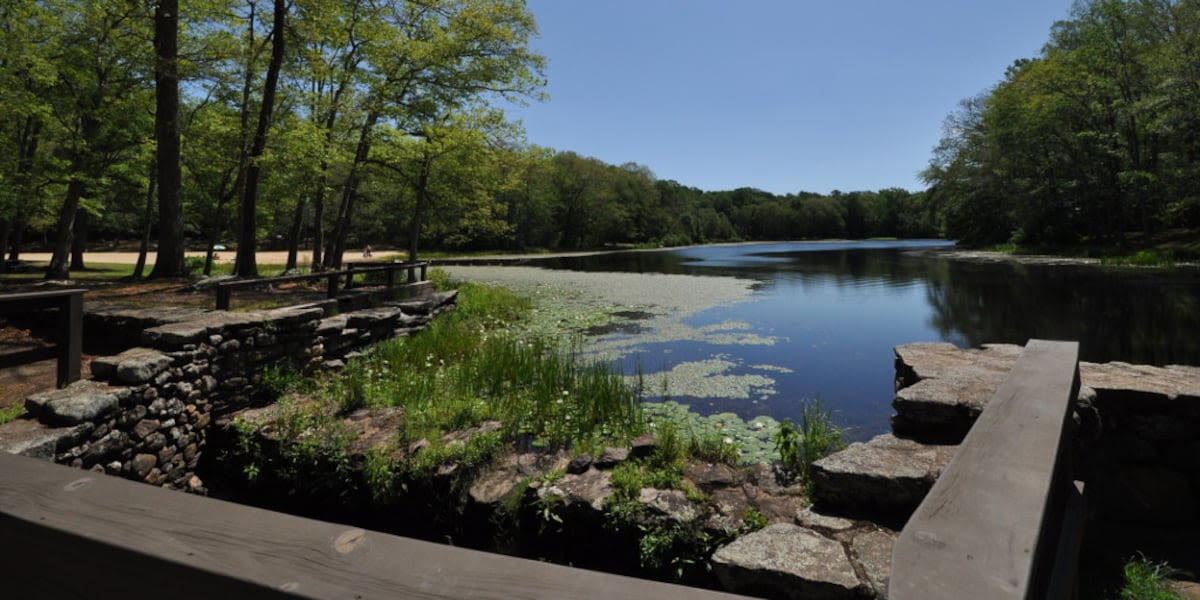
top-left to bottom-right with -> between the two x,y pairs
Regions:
0,289 -> 85,387
0,452 -> 746,600
889,339 -> 1081,600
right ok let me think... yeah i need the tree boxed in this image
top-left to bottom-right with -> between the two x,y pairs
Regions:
44,0 -> 153,280
148,0 -> 184,278
234,0 -> 287,278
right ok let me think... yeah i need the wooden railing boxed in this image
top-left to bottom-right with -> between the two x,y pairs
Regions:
889,339 -> 1086,600
0,289 -> 84,387
215,261 -> 429,310
0,452 -> 746,599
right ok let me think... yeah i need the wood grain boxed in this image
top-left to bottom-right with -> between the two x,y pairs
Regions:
0,452 -> 746,599
889,339 -> 1081,600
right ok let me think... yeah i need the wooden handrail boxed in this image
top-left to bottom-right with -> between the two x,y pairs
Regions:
889,339 -> 1084,600
0,452 -> 745,599
0,289 -> 84,387
215,262 -> 429,310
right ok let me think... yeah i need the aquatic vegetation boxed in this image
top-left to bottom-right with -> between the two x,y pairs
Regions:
643,401 -> 779,465
631,358 -> 777,401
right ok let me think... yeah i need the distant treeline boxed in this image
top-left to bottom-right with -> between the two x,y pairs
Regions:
924,0 -> 1200,247
419,151 -> 941,252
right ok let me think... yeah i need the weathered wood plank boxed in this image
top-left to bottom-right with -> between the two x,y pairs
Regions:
0,452 -> 746,599
889,339 -> 1081,600
0,289 -> 84,387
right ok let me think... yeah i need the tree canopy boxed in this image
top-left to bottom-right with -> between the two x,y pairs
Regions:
923,0 -> 1200,247
1,0 -> 957,278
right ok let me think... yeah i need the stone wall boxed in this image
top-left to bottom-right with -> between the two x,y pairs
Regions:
891,342 -> 1200,525
0,291 -> 457,491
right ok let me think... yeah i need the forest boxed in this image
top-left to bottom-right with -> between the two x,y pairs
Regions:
4,0 -> 1194,281
0,0 -> 940,281
924,0 -> 1200,247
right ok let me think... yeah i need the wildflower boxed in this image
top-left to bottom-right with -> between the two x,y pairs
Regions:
723,437 -> 734,445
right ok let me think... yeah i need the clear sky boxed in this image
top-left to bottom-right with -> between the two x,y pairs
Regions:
503,0 -> 1079,195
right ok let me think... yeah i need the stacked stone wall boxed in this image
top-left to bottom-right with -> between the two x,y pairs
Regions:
0,292 -> 456,491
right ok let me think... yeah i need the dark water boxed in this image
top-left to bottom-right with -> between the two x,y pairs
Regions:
531,241 -> 1200,440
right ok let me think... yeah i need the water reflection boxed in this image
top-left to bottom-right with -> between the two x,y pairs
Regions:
532,242 -> 1200,438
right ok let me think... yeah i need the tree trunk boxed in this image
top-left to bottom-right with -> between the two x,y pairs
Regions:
325,111 -> 378,270
149,0 -> 185,278
285,196 -> 305,271
408,154 -> 432,262
0,220 -> 10,274
310,189 -> 325,271
8,216 -> 24,262
235,0 -> 287,278
69,209 -> 88,270
45,178 -> 85,280
133,161 -> 158,279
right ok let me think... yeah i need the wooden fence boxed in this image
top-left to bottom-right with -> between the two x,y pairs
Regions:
889,339 -> 1086,599
0,451 -> 746,599
215,261 -> 429,310
0,289 -> 84,387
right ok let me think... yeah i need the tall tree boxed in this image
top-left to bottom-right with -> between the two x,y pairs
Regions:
148,0 -> 184,278
234,0 -> 287,277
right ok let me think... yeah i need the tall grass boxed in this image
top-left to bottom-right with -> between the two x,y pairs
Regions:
317,281 -> 645,456
775,398 -> 846,486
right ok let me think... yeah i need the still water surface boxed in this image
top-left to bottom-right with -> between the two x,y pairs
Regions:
530,241 -> 1200,440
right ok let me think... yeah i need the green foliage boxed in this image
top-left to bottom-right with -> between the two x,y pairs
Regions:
1101,249 -> 1177,268
260,363 -> 302,397
741,507 -> 769,532
183,256 -> 206,275
427,267 -> 453,291
234,281 -> 646,509
924,1 -> 1200,247
0,404 -> 25,425
775,399 -> 846,486
1117,556 -> 1186,600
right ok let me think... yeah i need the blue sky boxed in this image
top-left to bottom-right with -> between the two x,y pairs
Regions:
504,0 -> 1078,195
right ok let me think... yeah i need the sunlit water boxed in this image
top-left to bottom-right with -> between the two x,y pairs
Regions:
530,241 -> 1200,440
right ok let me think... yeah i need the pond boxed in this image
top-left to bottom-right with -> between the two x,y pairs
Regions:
521,241 -> 1200,441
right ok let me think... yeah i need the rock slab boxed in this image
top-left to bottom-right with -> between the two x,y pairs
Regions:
810,434 -> 956,523
711,523 -> 866,600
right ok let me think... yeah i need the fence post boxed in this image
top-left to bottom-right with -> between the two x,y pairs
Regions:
326,272 -> 340,299
57,291 -> 83,387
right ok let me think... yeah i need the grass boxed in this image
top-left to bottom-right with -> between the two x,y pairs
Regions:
774,398 -> 846,489
241,279 -> 648,503
1116,556 -> 1187,600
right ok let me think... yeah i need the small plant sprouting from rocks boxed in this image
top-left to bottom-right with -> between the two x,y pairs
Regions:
775,398 -> 846,487
0,403 -> 24,426
1117,555 -> 1187,600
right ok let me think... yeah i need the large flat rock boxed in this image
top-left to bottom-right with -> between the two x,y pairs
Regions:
711,523 -> 868,600
0,417 -> 93,460
892,342 -> 1200,442
810,434 -> 957,524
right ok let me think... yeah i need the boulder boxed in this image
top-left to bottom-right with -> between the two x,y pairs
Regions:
849,528 -> 896,599
539,467 -> 614,513
711,524 -> 867,600
26,380 -> 121,426
468,451 -> 570,507
810,434 -> 956,523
